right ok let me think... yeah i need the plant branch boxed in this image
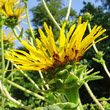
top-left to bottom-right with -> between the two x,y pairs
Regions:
65,0 -> 72,21
23,0 -> 36,46
12,28 -> 20,40
84,83 -> 104,110
6,79 -> 51,103
16,25 -> 34,47
102,63 -> 110,78
42,0 -> 61,30
0,82 -> 33,110
0,25 -> 5,109
13,63 -> 41,91
39,71 -> 49,90
88,23 -> 98,53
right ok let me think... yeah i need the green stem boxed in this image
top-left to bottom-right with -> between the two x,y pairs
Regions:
88,23 -> 98,53
12,27 -> 35,47
1,82 -> 33,110
16,26 -> 34,47
42,0 -> 61,30
8,96 -> 33,110
6,79 -> 51,103
5,60 -> 9,71
0,26 -> 5,81
12,28 -> 20,40
102,63 -> 110,78
64,87 -> 83,110
39,71 -> 46,91
78,98 -> 83,110
88,23 -> 110,78
39,71 -> 49,90
5,71 -> 14,81
24,1 -> 35,46
3,61 -> 10,79
13,63 -> 41,91
84,83 -> 104,110
25,5 -> 35,39
65,0 -> 72,21
9,63 -> 14,90
65,88 -> 79,103
5,62 -> 14,81
0,25 -> 5,109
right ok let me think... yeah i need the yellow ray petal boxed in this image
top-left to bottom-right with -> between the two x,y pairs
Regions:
77,16 -> 82,26
59,22 -> 66,49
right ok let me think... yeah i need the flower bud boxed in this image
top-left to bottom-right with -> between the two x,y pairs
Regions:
82,12 -> 93,22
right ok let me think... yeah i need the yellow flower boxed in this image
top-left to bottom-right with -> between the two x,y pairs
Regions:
5,17 -> 108,71
1,2 -> 26,20
0,0 -> 19,9
0,29 -> 16,42
0,1 -> 26,26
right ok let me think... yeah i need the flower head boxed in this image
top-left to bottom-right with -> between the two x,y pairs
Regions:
0,0 -> 19,9
0,1 -> 26,27
0,29 -> 16,49
3,2 -> 25,18
5,17 -> 108,71
0,29 -> 16,42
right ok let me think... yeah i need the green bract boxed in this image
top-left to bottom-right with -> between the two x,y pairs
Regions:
45,63 -> 103,92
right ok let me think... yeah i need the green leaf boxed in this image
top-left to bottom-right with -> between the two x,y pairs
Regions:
65,74 -> 78,84
92,58 -> 105,64
56,69 -> 68,79
84,68 -> 94,76
18,28 -> 23,39
49,79 -> 64,91
82,71 -> 103,83
5,100 -> 21,108
56,102 -> 78,110
87,71 -> 100,77
86,75 -> 103,82
34,107 -> 43,110
45,93 -> 57,104
76,65 -> 86,77
98,97 -> 110,101
65,65 -> 73,71
64,74 -> 79,88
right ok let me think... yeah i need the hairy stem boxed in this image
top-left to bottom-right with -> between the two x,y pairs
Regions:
6,79 -> 51,103
5,61 -> 9,72
16,26 -> 34,47
13,63 -> 41,91
64,87 -> 83,110
42,0 -> 61,30
25,5 -> 35,39
84,83 -> 104,110
12,28 -> 20,40
0,25 -> 5,109
1,82 -> 33,110
39,71 -> 49,90
24,0 -> 35,46
65,0 -> 72,21
0,26 -> 5,81
102,63 -> 110,78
